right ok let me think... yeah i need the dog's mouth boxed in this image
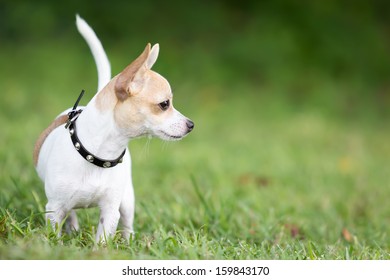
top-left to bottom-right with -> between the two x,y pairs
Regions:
153,120 -> 193,141
158,131 -> 185,141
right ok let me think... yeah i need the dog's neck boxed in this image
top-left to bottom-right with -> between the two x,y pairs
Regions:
75,79 -> 129,160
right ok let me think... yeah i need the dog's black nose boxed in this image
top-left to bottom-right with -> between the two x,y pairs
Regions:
186,120 -> 194,132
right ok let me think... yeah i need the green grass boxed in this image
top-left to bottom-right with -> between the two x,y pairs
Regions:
0,35 -> 389,259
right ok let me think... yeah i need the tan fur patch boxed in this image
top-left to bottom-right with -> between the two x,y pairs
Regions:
33,115 -> 68,166
95,77 -> 118,112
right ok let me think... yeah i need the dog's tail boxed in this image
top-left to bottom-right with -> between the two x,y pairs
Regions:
76,14 -> 111,92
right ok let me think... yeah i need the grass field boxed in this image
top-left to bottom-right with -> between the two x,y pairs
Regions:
1,28 -> 390,259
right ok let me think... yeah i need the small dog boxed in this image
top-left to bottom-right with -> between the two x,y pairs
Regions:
33,15 -> 194,243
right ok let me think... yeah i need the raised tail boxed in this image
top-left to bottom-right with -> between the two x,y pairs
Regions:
76,14 -> 111,92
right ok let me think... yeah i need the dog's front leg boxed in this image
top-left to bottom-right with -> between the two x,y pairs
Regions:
119,182 -> 135,241
65,210 -> 79,233
45,203 -> 67,237
96,207 -> 120,243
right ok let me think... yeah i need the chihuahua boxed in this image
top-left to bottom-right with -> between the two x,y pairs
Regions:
33,15 -> 194,243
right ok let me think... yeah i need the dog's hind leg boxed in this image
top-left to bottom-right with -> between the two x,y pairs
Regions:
65,210 -> 79,233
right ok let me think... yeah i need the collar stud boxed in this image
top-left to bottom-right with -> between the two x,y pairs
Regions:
86,155 -> 94,162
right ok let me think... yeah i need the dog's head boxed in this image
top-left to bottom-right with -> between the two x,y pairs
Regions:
111,43 -> 194,140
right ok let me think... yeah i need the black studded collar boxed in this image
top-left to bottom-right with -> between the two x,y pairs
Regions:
65,90 -> 126,168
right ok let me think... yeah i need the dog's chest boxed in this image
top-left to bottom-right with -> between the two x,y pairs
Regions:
69,169 -> 123,208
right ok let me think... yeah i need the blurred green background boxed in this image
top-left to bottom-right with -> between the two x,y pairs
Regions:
1,0 -> 390,121
1,0 -> 390,112
0,0 -> 389,259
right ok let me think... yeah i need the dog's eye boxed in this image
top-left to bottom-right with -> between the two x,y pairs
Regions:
158,100 -> 170,111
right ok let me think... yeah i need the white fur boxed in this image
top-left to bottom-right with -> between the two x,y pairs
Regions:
37,90 -> 135,242
35,16 -> 193,244
76,14 -> 111,91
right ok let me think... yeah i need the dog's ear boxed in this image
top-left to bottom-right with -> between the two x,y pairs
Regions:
146,44 -> 159,69
115,43 -> 151,101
